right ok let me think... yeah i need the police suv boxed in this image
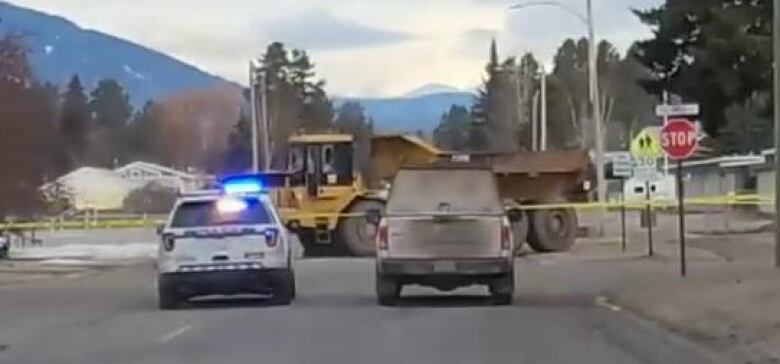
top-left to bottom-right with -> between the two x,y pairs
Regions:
156,176 -> 295,309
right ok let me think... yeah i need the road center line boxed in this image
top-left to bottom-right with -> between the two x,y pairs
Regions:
159,324 -> 193,343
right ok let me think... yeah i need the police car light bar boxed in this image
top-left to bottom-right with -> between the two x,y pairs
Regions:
221,175 -> 265,195
216,197 -> 248,213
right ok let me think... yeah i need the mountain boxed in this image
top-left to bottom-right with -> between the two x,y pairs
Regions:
402,83 -> 462,98
336,91 -> 475,133
0,1 -> 235,106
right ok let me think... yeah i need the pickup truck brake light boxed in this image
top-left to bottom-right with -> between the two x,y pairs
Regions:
501,224 -> 511,250
377,224 -> 389,250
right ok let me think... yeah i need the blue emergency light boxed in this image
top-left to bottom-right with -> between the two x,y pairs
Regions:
221,175 -> 265,195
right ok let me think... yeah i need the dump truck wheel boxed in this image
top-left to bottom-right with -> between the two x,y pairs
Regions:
338,199 -> 385,256
527,206 -> 577,253
297,228 -> 350,257
511,211 -> 528,255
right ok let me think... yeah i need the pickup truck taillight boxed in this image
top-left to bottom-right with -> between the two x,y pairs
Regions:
501,224 -> 511,250
377,224 -> 388,250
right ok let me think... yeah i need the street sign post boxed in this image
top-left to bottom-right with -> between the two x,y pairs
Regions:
660,118 -> 699,277
610,152 -> 633,179
609,151 -> 632,252
629,128 -> 663,257
655,103 -> 700,118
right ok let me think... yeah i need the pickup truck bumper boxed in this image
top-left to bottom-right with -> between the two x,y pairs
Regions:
378,258 -> 512,276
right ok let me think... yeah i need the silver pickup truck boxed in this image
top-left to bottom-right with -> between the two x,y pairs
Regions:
371,165 -> 516,306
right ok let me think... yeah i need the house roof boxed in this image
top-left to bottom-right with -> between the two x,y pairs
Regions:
114,161 -> 197,179
669,155 -> 766,170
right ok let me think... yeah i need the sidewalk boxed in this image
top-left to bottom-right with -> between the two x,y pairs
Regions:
576,211 -> 780,363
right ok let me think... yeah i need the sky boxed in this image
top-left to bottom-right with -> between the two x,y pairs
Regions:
12,0 -> 663,98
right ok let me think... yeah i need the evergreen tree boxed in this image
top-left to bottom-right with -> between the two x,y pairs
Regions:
90,79 -> 133,128
88,79 -> 134,166
633,0 -> 772,141
60,75 -> 91,166
472,39 -> 521,152
434,105 -> 473,151
334,101 -> 371,175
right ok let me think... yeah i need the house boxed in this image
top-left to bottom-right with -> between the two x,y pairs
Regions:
40,167 -> 143,211
114,161 -> 205,192
666,154 -> 766,212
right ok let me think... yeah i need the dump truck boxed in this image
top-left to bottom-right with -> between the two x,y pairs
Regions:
262,133 -> 593,257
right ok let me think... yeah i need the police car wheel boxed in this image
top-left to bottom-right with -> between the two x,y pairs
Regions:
269,269 -> 295,305
158,277 -> 183,310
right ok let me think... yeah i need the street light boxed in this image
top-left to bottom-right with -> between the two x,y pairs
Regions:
510,0 -> 606,210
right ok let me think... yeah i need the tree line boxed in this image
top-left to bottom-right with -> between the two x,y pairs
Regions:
0,36 -> 372,217
437,0 -> 774,156
223,41 -> 374,173
435,38 -> 657,153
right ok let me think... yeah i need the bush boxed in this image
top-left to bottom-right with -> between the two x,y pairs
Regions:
123,182 -> 177,214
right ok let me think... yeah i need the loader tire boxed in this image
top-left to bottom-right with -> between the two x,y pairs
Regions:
527,205 -> 577,253
338,199 -> 385,256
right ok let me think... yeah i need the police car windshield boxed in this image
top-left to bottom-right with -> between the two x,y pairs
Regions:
170,198 -> 273,228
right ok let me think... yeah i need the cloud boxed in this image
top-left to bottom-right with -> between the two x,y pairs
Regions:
258,9 -> 414,51
453,28 -> 500,60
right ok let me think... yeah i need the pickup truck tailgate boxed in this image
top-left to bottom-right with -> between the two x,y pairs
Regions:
385,215 -> 503,258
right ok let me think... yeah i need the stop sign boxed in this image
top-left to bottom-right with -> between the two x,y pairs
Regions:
660,118 -> 698,160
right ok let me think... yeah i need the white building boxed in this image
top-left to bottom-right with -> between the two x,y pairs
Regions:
41,162 -> 208,212
40,167 -> 143,211
114,161 -> 204,192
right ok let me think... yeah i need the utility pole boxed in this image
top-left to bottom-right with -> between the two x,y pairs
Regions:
532,91 -> 540,151
249,62 -> 259,173
540,64 -> 548,151
774,0 -> 780,268
259,72 -> 271,170
587,0 -> 605,208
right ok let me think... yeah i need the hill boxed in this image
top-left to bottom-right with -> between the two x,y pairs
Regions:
0,1 -> 235,106
336,91 -> 475,133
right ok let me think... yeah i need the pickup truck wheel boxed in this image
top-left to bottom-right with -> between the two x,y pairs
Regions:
376,273 -> 400,306
158,277 -> 183,310
527,206 -> 577,253
339,200 -> 385,256
489,273 -> 514,305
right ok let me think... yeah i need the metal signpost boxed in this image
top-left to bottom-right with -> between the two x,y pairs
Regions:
630,128 -> 664,257
660,118 -> 698,277
611,152 -> 632,252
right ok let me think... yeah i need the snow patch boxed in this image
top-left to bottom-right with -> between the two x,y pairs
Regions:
11,243 -> 156,264
123,64 -> 146,80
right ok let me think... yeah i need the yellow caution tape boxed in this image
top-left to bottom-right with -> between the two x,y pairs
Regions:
0,193 -> 773,231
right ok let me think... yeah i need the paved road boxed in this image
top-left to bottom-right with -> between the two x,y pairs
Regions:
0,258 -> 722,364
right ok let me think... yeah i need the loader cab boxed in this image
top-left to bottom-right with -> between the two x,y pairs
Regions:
287,134 -> 356,197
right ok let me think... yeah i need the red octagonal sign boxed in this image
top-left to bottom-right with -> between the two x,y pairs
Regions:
661,118 -> 698,160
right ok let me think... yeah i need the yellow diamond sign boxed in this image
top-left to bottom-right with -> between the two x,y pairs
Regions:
630,128 -> 663,159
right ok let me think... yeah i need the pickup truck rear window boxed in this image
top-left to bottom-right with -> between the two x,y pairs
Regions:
170,198 -> 273,228
387,169 -> 503,214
